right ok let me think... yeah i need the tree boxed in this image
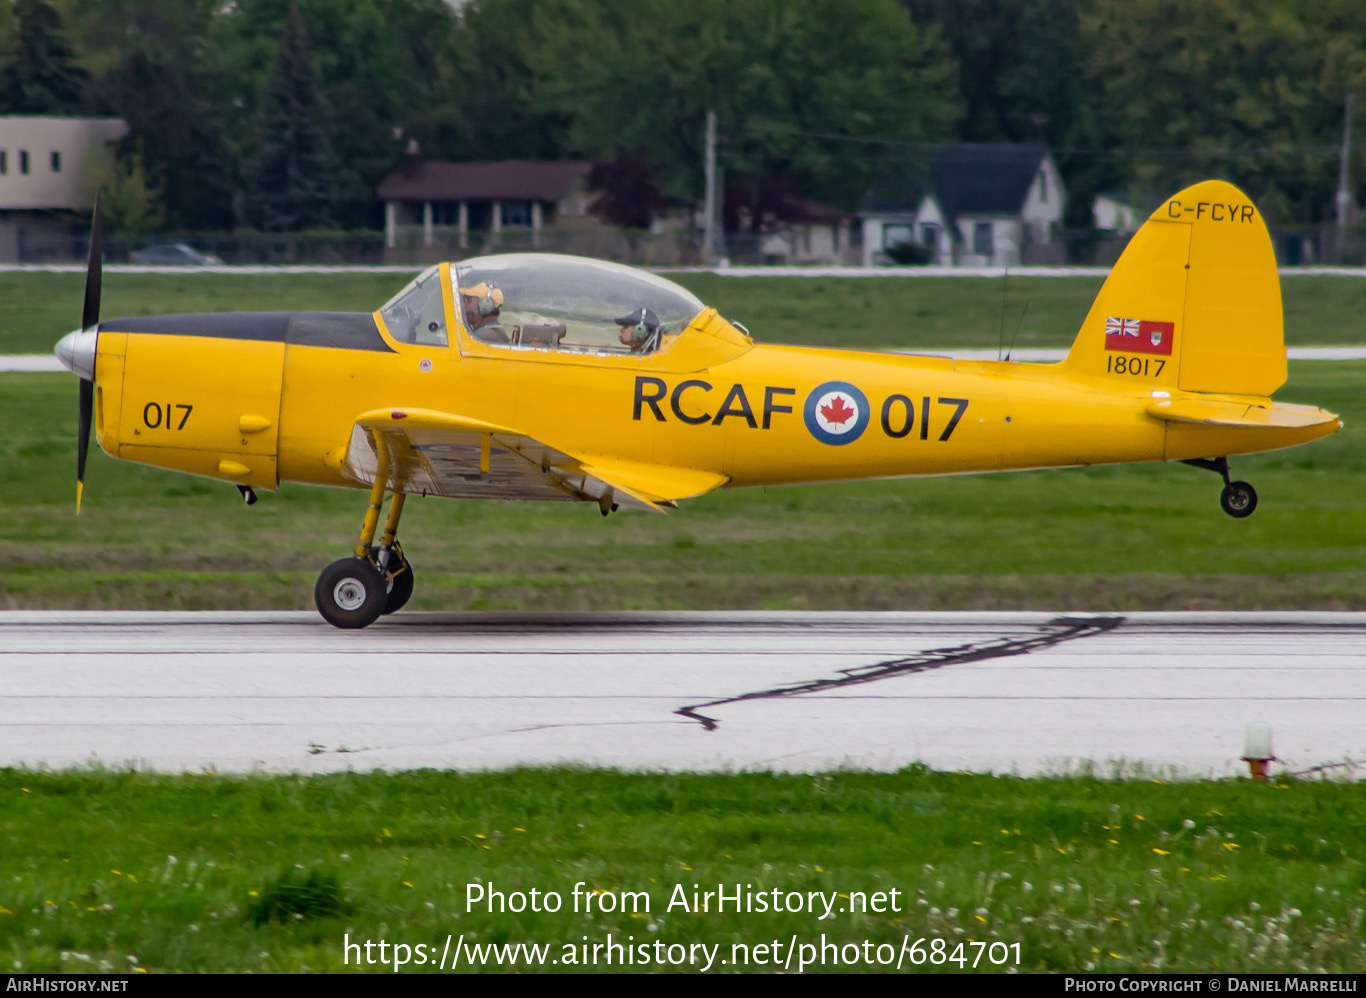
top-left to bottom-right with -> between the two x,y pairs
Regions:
588,149 -> 670,229
86,148 -> 163,235
0,0 -> 87,113
522,0 -> 958,212
243,6 -> 338,230
1083,0 -> 1366,225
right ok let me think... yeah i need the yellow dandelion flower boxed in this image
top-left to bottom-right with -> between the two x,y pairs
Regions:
126,874 -> 137,884
249,890 -> 259,897
475,834 -> 486,839
1223,842 -> 1239,851
1134,815 -> 1146,821
1152,848 -> 1170,856
975,915 -> 986,924
402,881 -> 413,888
514,827 -> 526,833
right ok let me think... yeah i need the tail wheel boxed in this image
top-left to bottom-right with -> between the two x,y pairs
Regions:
1220,481 -> 1258,518
315,557 -> 387,629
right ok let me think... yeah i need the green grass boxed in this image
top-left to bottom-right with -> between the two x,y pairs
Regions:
2,767 -> 1362,973
1,362 -> 1360,611
4,270 -> 1366,353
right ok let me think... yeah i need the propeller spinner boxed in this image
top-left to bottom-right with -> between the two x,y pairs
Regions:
53,197 -> 101,513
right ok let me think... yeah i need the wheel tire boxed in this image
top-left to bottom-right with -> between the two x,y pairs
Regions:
1219,481 -> 1258,519
381,554 -> 414,615
315,557 -> 387,629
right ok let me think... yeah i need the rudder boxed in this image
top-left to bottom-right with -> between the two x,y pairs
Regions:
1064,180 -> 1286,397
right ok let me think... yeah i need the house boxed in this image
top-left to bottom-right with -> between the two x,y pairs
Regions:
859,143 -> 1065,267
1093,193 -> 1140,233
377,146 -> 592,252
755,196 -> 856,265
0,116 -> 128,262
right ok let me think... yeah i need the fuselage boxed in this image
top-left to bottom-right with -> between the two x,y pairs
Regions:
86,302 -> 1335,499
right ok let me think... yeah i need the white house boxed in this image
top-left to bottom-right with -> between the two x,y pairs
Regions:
1093,193 -> 1140,233
0,116 -> 128,261
860,144 -> 1066,267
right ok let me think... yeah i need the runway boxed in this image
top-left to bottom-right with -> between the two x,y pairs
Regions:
2,611 -> 1363,779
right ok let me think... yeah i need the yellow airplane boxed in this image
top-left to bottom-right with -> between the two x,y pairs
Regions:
54,179 -> 1340,628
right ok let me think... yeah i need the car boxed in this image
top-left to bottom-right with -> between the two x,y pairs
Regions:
129,243 -> 224,266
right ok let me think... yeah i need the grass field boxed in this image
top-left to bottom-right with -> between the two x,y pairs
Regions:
5,269 -> 1366,354
0,361 -> 1359,611
3,767 -> 1363,974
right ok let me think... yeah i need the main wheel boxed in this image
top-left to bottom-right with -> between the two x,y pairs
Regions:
379,552 -> 414,615
315,557 -> 387,629
1219,480 -> 1258,518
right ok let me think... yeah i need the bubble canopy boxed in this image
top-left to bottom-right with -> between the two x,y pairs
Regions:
454,254 -> 705,355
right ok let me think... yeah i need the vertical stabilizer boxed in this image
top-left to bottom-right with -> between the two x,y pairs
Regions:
1064,180 -> 1286,397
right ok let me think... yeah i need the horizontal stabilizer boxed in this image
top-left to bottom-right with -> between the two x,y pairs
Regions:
1145,398 -> 1339,429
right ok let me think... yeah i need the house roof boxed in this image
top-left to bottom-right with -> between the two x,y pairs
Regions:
861,143 -> 1051,221
786,196 -> 852,226
377,160 -> 590,203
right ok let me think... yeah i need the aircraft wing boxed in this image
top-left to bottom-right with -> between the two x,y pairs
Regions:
341,408 -> 728,512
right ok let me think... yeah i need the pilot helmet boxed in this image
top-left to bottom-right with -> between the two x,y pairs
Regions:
462,281 -> 504,316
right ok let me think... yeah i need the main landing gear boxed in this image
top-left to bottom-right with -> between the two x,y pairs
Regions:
1182,457 -> 1258,519
315,465 -> 414,629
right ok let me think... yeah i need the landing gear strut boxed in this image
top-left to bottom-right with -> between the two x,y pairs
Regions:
315,447 -> 413,628
1182,457 -> 1258,519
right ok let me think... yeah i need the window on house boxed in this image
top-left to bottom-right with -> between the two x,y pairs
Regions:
882,224 -> 912,250
20,150 -> 29,175
973,222 -> 994,256
50,151 -> 61,172
502,200 -> 531,227
0,151 -> 6,174
1039,169 -> 1048,202
920,223 -> 939,250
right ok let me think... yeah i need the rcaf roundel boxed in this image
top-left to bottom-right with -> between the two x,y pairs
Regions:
804,381 -> 870,445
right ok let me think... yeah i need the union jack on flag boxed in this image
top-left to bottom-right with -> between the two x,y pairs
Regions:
1105,316 -> 1139,338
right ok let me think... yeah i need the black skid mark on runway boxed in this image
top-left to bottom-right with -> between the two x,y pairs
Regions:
675,615 -> 1125,731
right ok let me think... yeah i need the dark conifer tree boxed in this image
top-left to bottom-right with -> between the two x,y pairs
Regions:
0,0 -> 87,114
244,6 -> 337,231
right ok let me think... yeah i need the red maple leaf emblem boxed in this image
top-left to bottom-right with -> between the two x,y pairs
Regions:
819,395 -> 855,425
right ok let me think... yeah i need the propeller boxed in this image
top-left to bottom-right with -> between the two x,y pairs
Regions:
76,197 -> 101,514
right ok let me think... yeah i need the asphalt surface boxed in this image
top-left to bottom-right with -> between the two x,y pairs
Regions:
2,611 -> 1362,778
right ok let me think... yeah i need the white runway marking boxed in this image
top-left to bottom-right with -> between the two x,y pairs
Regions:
2,611 -> 1362,778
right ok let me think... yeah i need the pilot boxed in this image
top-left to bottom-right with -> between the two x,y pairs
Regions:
461,282 -> 508,344
616,306 -> 662,353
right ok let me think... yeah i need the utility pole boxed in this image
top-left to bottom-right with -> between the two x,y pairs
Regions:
703,110 -> 718,266
1335,93 -> 1354,264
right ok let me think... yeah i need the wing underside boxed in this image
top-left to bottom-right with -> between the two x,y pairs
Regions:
341,408 -> 727,513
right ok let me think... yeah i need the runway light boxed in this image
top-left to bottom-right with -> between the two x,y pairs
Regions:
1241,721 -> 1275,781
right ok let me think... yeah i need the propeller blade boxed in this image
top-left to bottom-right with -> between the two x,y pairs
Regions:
81,195 -> 102,332
77,377 -> 93,514
76,196 -> 101,514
